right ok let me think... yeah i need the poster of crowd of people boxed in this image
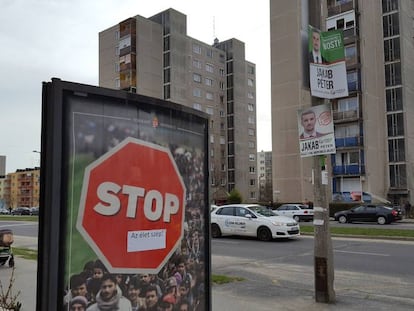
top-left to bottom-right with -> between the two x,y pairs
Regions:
39,79 -> 210,311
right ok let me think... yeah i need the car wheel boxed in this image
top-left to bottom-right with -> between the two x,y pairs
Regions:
257,227 -> 272,241
211,224 -> 222,238
293,215 -> 300,222
338,215 -> 347,224
377,216 -> 387,225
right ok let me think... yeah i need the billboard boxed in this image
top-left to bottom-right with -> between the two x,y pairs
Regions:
309,25 -> 348,99
298,103 -> 336,158
37,79 -> 210,310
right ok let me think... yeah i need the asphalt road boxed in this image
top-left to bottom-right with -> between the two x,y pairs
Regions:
212,236 -> 414,310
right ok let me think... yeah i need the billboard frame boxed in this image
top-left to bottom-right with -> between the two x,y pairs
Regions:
37,78 -> 211,310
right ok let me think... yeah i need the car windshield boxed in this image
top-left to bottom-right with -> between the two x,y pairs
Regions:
250,206 -> 278,217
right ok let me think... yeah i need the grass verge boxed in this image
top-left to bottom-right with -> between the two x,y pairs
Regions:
12,247 -> 38,261
212,274 -> 245,284
0,216 -> 38,222
300,224 -> 414,238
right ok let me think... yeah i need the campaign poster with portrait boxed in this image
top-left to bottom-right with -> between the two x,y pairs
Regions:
308,25 -> 348,99
298,103 -> 336,158
38,79 -> 210,310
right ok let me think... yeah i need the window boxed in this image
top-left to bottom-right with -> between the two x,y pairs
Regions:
206,107 -> 214,115
193,59 -> 202,69
335,123 -> 359,138
164,68 -> 170,83
115,62 -> 120,72
249,166 -> 256,173
382,0 -> 398,13
217,207 -> 234,216
164,36 -> 170,51
384,38 -> 401,62
193,73 -> 202,83
220,110 -> 225,117
386,87 -> 403,111
210,135 -> 214,143
247,92 -> 254,99
206,49 -> 213,58
119,36 -> 131,49
347,71 -> 358,91
250,179 -> 256,186
193,88 -> 202,98
193,103 -> 202,111
336,18 -> 344,29
388,138 -> 405,162
248,116 -> 255,124
248,141 -> 255,148
387,113 -> 404,136
345,45 -> 356,63
247,65 -> 255,74
219,68 -> 225,76
163,52 -> 170,67
164,85 -> 170,100
247,78 -> 254,87
115,45 -> 120,56
220,136 -> 225,145
338,97 -> 358,112
385,63 -> 402,86
389,164 -> 407,188
247,103 -> 254,111
193,44 -> 202,54
248,129 -> 255,136
219,81 -> 225,90
206,92 -> 214,100
206,63 -> 214,73
383,12 -> 400,38
205,78 -> 213,86
249,154 -> 255,161
115,78 -> 120,88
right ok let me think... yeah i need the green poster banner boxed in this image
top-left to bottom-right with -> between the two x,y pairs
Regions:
308,26 -> 345,64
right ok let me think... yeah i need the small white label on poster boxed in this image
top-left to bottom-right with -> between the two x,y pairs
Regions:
127,229 -> 166,252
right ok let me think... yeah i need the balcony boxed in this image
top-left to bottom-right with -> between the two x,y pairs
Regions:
333,109 -> 359,122
335,136 -> 363,148
327,0 -> 355,17
333,164 -> 365,175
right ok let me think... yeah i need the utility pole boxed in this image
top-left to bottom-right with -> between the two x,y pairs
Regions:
310,0 -> 335,303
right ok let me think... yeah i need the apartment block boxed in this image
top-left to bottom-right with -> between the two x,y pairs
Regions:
0,167 -> 40,208
257,151 -> 273,203
270,0 -> 414,205
99,8 -> 258,203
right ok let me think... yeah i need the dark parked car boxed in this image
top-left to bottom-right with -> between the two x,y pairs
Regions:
11,207 -> 31,216
334,205 -> 402,225
29,207 -> 39,216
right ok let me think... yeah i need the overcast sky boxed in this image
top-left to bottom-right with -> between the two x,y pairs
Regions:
0,0 -> 271,174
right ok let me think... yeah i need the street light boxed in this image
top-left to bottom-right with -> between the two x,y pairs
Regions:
32,150 -> 41,154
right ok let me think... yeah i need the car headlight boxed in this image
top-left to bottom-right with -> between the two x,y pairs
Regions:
271,221 -> 285,226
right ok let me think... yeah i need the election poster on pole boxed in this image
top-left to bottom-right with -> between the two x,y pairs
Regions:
298,103 -> 336,158
308,25 -> 348,99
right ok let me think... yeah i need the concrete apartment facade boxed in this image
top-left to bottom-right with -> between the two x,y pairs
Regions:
99,8 -> 258,203
257,150 -> 273,203
270,0 -> 414,205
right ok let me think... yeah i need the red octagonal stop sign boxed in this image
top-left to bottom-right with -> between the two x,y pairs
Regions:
77,137 -> 186,274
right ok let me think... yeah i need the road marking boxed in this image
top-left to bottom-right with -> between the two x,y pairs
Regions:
0,223 -> 35,228
335,250 -> 390,257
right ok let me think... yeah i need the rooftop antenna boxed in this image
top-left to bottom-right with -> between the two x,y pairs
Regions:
213,16 -> 216,40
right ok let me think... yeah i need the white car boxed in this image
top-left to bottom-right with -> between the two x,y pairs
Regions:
210,204 -> 300,241
275,204 -> 314,222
